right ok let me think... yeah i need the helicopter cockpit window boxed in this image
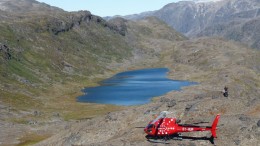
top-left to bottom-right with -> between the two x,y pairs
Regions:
147,124 -> 154,132
147,124 -> 153,129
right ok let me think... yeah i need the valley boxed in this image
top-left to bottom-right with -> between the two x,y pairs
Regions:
0,0 -> 259,146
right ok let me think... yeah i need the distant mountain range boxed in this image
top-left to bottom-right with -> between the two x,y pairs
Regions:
186,0 -> 223,3
122,0 -> 260,49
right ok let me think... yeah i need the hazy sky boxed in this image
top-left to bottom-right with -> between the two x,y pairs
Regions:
36,0 -> 180,17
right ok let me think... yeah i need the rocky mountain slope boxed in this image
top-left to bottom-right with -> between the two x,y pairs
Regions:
124,0 -> 260,49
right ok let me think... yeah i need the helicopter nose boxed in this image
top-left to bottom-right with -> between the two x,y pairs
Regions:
144,127 -> 149,134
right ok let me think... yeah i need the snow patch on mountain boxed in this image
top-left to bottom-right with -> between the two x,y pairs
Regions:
184,0 -> 223,3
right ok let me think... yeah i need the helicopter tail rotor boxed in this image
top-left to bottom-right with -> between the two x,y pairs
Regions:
211,114 -> 220,138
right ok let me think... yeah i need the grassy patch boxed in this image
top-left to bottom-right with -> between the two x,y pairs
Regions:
62,104 -> 123,121
41,81 -> 124,121
0,90 -> 42,110
7,60 -> 41,83
17,133 -> 50,146
0,24 -> 17,46
151,96 -> 162,102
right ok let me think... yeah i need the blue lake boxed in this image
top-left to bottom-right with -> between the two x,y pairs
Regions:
77,68 -> 197,106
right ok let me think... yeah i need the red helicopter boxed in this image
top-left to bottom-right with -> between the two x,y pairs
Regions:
144,111 -> 220,143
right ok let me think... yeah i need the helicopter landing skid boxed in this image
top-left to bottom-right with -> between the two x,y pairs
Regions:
146,134 -> 183,143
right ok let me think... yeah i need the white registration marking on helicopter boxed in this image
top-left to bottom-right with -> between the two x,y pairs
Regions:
182,127 -> 194,131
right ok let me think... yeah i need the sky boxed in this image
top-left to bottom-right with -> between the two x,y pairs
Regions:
36,0 -> 180,17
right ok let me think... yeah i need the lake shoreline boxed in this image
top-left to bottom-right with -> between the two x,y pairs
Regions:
78,68 -> 197,106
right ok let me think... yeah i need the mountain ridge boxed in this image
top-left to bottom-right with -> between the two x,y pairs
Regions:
0,0 -> 63,13
123,0 -> 260,49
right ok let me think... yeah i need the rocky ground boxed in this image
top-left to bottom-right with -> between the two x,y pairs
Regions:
33,86 -> 260,146
0,38 -> 259,145
33,38 -> 260,146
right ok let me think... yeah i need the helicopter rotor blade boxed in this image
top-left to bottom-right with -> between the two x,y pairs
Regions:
191,122 -> 210,125
135,126 -> 146,128
151,111 -> 168,124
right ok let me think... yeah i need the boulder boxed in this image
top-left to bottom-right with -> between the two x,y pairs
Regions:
257,120 -> 260,127
160,97 -> 170,102
234,139 -> 241,145
239,115 -> 251,122
167,100 -> 177,108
